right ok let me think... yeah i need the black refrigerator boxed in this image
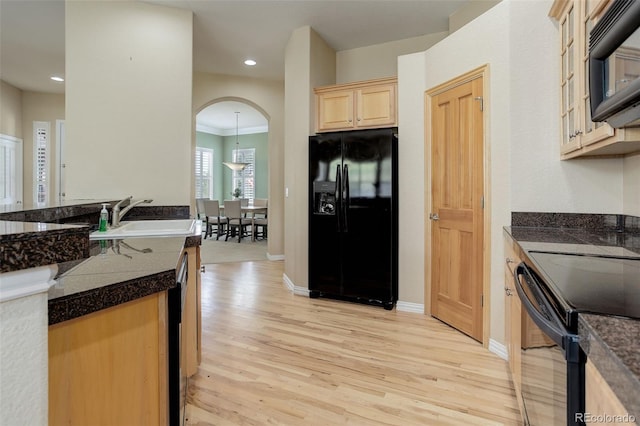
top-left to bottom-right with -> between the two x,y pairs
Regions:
308,127 -> 398,310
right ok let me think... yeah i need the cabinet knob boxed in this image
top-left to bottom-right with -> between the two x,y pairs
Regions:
506,258 -> 515,265
200,265 -> 205,273
505,286 -> 513,296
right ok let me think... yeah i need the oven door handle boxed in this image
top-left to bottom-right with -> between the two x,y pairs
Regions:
514,263 -> 566,348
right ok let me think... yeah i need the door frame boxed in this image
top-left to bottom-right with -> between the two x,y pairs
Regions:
423,65 -> 491,347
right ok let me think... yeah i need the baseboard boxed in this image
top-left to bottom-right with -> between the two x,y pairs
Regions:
395,301 -> 424,314
266,252 -> 284,261
489,338 -> 508,361
282,273 -> 309,296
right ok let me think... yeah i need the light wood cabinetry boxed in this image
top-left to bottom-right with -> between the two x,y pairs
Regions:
504,233 -> 556,423
550,0 -> 640,159
504,237 -> 524,419
585,359 -> 638,425
315,77 -> 397,132
183,245 -> 202,377
49,292 -> 168,425
49,245 -> 202,425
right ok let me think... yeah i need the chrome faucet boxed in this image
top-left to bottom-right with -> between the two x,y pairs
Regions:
111,196 -> 153,227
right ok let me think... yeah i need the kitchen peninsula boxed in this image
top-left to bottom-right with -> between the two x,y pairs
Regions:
0,200 -> 200,425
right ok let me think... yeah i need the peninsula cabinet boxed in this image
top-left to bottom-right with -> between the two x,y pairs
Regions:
315,77 -> 397,133
49,292 -> 169,425
550,0 -> 640,159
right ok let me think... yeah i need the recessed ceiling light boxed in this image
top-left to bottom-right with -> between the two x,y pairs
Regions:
244,59 -> 257,66
50,75 -> 64,82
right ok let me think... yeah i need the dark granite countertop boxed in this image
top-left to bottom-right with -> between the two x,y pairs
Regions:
504,214 -> 639,419
578,314 -> 640,419
48,235 -> 192,325
0,201 -> 199,324
0,199 -> 113,215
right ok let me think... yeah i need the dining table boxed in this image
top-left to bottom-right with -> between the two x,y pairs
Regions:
220,204 -> 267,242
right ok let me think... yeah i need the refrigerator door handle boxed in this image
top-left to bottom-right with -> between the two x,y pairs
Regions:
335,164 -> 342,232
343,164 -> 349,232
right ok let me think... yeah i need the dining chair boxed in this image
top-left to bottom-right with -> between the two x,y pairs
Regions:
224,199 -> 251,243
195,198 -> 207,221
202,200 -> 227,240
253,198 -> 268,240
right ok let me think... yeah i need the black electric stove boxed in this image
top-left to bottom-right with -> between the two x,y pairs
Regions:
525,251 -> 640,331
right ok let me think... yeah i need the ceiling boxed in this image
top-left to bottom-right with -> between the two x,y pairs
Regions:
0,0 -> 470,132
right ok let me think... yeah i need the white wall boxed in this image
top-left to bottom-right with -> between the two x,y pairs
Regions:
0,265 -> 56,425
624,153 -> 640,216
0,293 -> 49,423
398,0 -> 626,346
336,32 -> 447,83
284,26 -> 335,290
397,52 -> 427,306
64,1 -> 193,205
0,81 -> 22,138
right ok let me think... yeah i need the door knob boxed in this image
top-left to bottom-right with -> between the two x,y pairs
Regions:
429,213 -> 439,221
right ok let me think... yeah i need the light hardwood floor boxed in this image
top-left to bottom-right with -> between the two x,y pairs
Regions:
186,260 -> 522,425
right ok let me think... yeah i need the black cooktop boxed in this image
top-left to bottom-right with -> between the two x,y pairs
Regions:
527,252 -> 640,323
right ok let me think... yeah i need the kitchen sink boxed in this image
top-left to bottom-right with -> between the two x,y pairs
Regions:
89,219 -> 196,239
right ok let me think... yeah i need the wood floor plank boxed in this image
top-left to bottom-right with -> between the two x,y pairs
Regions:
186,260 -> 522,425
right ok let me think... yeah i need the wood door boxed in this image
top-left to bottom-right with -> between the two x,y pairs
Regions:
429,75 -> 484,342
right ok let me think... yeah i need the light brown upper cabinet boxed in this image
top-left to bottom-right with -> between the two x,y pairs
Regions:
315,77 -> 397,133
550,0 -> 640,159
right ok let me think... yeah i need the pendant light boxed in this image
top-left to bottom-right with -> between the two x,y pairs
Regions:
223,111 -> 249,171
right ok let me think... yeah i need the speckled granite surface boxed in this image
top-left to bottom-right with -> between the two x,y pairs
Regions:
48,237 -> 188,325
0,222 -> 91,273
0,201 -> 192,272
0,201 -> 201,324
579,315 -> 640,420
506,212 -> 640,419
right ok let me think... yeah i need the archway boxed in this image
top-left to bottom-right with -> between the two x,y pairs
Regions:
194,98 -> 272,256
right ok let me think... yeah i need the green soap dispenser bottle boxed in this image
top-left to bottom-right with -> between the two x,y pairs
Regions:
99,204 -> 109,232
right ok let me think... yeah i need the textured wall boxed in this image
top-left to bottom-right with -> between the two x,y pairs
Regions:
0,266 -> 54,424
624,154 -> 640,216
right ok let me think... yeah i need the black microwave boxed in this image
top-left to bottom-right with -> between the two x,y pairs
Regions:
589,0 -> 640,128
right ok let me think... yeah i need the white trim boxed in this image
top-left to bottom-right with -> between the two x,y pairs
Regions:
395,301 -> 424,313
266,253 -> 284,261
0,133 -> 23,205
55,120 -> 65,202
488,338 -> 508,361
0,265 -> 58,303
196,123 -> 268,136
282,273 -> 309,296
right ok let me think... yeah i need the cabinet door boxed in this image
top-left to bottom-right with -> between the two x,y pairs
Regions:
356,83 -> 397,128
183,247 -> 200,377
577,0 -> 615,148
317,89 -> 355,132
504,239 -> 525,423
559,3 -> 581,155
